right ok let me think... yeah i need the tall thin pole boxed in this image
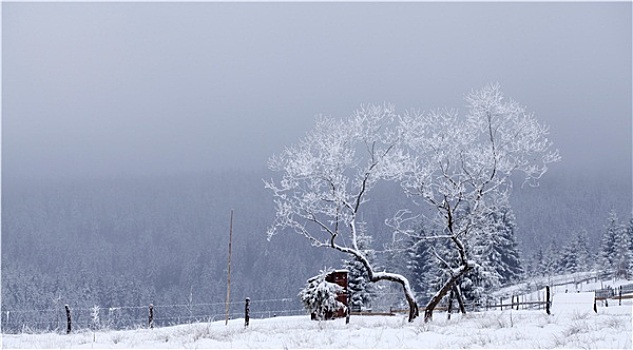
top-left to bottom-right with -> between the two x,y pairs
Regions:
225,209 -> 233,325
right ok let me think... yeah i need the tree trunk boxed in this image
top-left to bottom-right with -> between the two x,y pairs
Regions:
453,285 -> 466,314
424,265 -> 470,322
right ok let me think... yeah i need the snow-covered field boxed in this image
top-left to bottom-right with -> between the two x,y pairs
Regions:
3,305 -> 631,349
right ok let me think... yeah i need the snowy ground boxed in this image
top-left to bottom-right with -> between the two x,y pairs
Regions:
3,304 -> 631,349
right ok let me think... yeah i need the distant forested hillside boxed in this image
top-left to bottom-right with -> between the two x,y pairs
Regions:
1,167 -> 630,330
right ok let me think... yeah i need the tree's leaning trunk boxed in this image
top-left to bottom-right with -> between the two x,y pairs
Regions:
424,265 -> 470,322
454,285 -> 466,314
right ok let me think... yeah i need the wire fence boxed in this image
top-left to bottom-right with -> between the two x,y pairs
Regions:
1,296 -> 306,334
4,281 -> 631,334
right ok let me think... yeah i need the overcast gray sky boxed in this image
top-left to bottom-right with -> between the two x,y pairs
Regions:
2,2 -> 631,180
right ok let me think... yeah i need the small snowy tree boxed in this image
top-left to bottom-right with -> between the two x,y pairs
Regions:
299,269 -> 347,320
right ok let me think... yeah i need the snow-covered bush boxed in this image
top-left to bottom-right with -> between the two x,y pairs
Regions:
299,269 -> 347,320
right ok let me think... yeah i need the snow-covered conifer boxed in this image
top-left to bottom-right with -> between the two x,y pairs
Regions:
299,268 -> 347,320
560,229 -> 592,273
342,225 -> 376,312
543,240 -> 562,275
599,209 -> 620,273
402,222 -> 440,304
613,219 -> 632,279
529,246 -> 545,277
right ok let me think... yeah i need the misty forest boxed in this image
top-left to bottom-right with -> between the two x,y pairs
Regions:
2,86 -> 631,332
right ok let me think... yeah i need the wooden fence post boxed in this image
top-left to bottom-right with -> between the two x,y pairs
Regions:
447,288 -> 454,320
545,286 -> 551,315
516,295 -> 519,310
149,304 -> 154,329
593,296 -> 597,313
500,297 -> 503,311
244,298 -> 250,327
65,305 -> 72,334
619,286 -> 622,306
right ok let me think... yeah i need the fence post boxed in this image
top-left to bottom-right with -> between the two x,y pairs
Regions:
65,305 -> 72,334
593,295 -> 597,313
619,286 -> 622,306
149,304 -> 154,329
515,295 -> 519,310
545,286 -> 551,315
499,297 -> 503,311
447,288 -> 454,320
244,298 -> 250,327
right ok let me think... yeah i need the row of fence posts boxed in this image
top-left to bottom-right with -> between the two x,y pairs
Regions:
480,286 -> 552,315
61,298 -> 253,334
487,285 -> 626,317
30,286 -> 631,333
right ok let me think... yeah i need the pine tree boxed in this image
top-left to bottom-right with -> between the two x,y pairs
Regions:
559,230 -> 592,274
486,207 -> 524,285
459,205 -> 524,307
342,226 -> 376,312
405,224 -> 439,305
613,219 -> 632,279
626,214 -> 633,276
599,209 -> 620,273
529,246 -> 545,277
542,239 -> 562,275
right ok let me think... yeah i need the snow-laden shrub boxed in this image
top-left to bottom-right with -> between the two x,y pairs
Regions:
299,269 -> 347,320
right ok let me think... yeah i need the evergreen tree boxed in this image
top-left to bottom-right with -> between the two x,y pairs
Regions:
484,206 -> 524,285
299,268 -> 346,320
626,214 -> 633,275
529,246 -> 545,277
460,205 -> 524,306
559,230 -> 592,273
599,209 -> 620,273
405,223 -> 440,305
542,239 -> 562,275
342,225 -> 376,311
613,219 -> 633,279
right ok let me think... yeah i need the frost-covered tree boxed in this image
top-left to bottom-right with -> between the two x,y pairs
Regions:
266,104 -> 420,322
299,268 -> 347,320
266,84 -> 559,323
392,84 -> 559,321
